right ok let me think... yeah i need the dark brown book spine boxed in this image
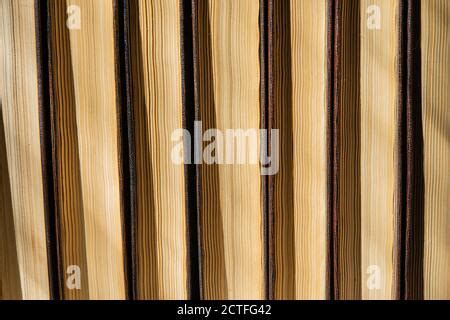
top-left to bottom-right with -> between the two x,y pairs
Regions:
113,0 -> 136,300
326,0 -> 338,300
398,0 -> 423,300
35,0 -> 60,300
260,0 -> 271,301
332,0 -> 362,300
180,0 -> 201,300
403,0 -> 424,300
190,0 -> 204,299
266,0 -> 275,301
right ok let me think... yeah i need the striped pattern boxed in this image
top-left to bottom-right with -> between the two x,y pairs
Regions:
421,0 -> 450,300
360,0 -> 399,300
195,0 -> 264,300
129,0 -> 188,300
48,0 -> 126,299
0,0 -> 50,300
272,0 -> 328,300
335,0 -> 361,300
0,0 -> 448,300
48,0 -> 89,300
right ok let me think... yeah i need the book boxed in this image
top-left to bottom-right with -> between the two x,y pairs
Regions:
359,0 -> 400,300
0,0 -> 51,299
193,0 -> 265,299
334,0 -> 361,300
48,0 -> 126,299
270,0 -> 328,300
127,0 -> 189,300
1,0 -> 448,301
421,0 -> 449,300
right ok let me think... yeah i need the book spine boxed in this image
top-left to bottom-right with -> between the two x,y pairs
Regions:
35,0 -> 60,300
113,0 -> 136,301
190,0 -> 203,299
403,0 -> 423,300
327,0 -> 338,300
397,0 -> 423,300
180,0 -> 201,300
260,0 -> 271,301
265,0 -> 275,301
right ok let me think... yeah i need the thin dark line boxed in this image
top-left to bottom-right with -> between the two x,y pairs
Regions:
397,0 -> 408,300
34,0 -> 61,300
190,0 -> 204,299
180,0 -> 201,301
332,0 -> 342,301
266,0 -> 275,301
113,0 -> 136,300
404,0 -> 424,300
259,0 -> 270,301
326,0 -> 336,301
